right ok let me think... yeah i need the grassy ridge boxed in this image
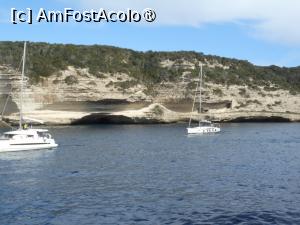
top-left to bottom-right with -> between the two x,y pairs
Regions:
0,41 -> 299,92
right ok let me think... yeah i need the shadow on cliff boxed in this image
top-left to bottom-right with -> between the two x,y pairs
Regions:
71,113 -> 166,125
229,116 -> 291,122
0,95 -> 18,115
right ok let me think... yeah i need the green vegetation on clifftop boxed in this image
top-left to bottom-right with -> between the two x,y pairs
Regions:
0,41 -> 299,92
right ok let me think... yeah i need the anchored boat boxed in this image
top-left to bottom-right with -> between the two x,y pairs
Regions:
0,42 -> 58,152
187,63 -> 221,134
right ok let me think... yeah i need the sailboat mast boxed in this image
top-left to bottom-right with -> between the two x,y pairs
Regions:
198,63 -> 203,126
19,42 -> 26,130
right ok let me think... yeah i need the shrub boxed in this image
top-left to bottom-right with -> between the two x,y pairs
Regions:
239,88 -> 247,96
213,88 -> 223,97
52,79 -> 60,84
152,105 -> 164,116
0,41 -> 299,93
64,75 -> 78,85
88,81 -> 97,86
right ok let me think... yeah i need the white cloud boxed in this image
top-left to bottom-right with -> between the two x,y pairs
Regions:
77,0 -> 300,46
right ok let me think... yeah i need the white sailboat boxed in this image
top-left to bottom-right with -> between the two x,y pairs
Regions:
0,42 -> 58,153
187,63 -> 221,134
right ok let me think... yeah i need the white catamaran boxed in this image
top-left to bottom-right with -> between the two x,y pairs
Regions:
187,63 -> 221,134
0,42 -> 58,152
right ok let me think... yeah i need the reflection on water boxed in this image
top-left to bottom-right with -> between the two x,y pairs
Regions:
0,149 -> 55,161
0,123 -> 300,224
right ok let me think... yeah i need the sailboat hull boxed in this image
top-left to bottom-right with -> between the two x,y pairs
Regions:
187,126 -> 221,134
0,142 -> 58,153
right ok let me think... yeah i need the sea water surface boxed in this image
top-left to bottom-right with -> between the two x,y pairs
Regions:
0,123 -> 300,224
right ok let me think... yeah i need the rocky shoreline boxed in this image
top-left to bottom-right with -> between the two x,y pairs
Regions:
2,104 -> 300,127
1,54 -> 300,127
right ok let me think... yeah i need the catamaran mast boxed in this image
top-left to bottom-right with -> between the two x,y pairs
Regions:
19,42 -> 26,130
198,63 -> 202,126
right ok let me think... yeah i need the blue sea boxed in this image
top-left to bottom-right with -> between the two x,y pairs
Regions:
0,123 -> 300,224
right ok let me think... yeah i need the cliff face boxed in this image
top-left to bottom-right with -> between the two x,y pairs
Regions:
0,42 -> 300,125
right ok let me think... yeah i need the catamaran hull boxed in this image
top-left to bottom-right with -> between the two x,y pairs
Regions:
187,126 -> 221,134
0,143 -> 58,153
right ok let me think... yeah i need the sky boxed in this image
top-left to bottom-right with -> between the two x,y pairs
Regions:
1,0 -> 300,67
